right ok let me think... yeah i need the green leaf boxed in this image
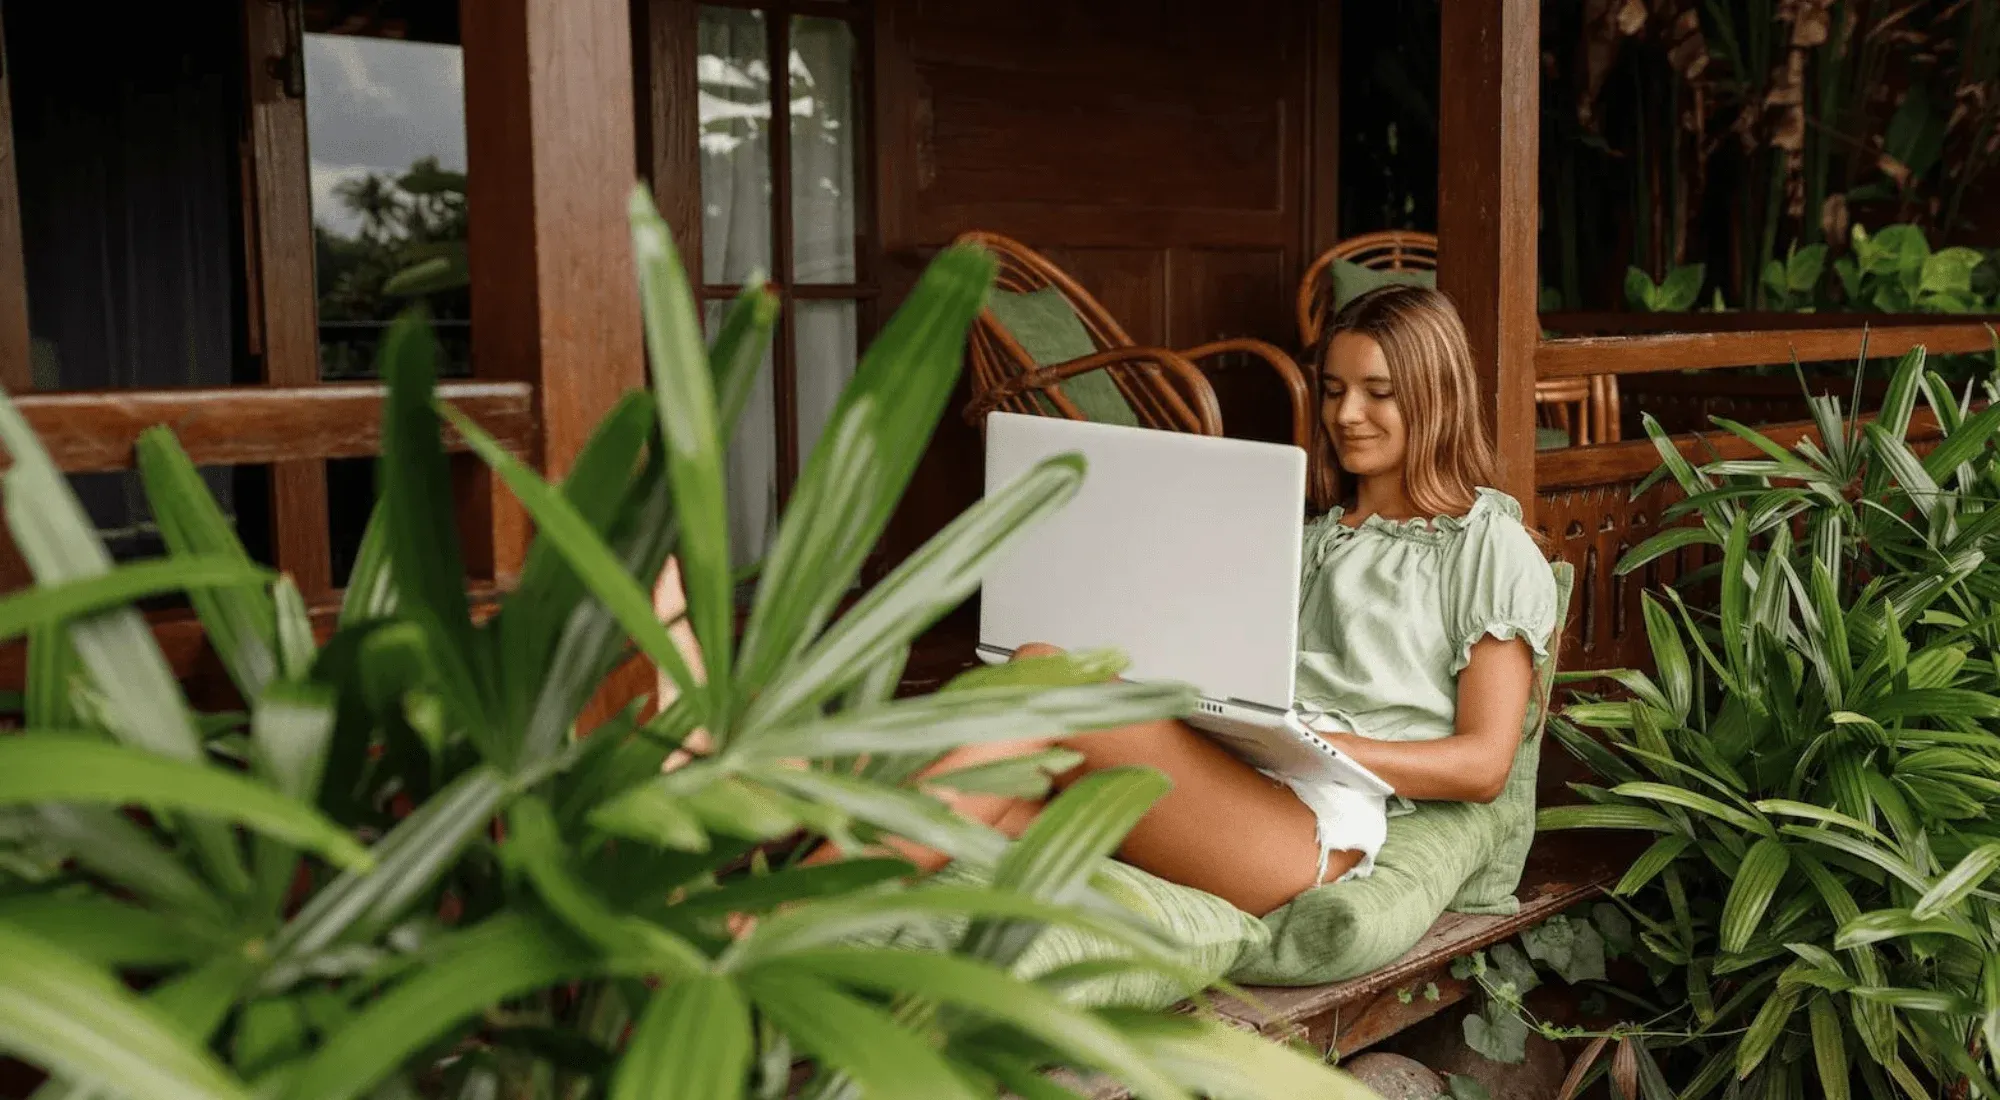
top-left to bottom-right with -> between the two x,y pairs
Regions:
629,187 -> 733,721
773,950 -> 1191,1100
741,968 -> 981,1100
264,767 -> 507,976
926,748 -> 1086,799
749,681 -> 1191,760
286,913 -> 603,1100
1920,247 -> 1985,296
0,922 -> 251,1100
611,974 -> 751,1100
1657,263 -> 1705,312
1639,595 -> 1691,720
735,243 -> 997,709
672,859 -> 913,922
1847,986 -> 1980,1014
1780,825 -> 1927,892
377,311 -> 490,752
1518,915 -> 1606,984
962,766 -> 1171,969
1613,525 -> 1718,576
0,735 -> 368,871
1736,983 -> 1798,1080
26,805 -> 227,922
1614,834 -> 1691,897
1835,908 -> 1983,949
1624,267 -> 1657,311
1097,1009 -> 1376,1100
436,401 -> 705,730
1752,799 -> 1894,847
589,780 -> 710,852
1911,842 -> 2000,920
1610,782 -> 1763,833
1807,996 -> 1848,1100
1719,838 -> 1789,954
0,557 -> 273,647
504,794 -> 705,974
135,428 -> 280,700
0,892 -> 214,968
337,499 -> 397,626
941,648 -> 1126,692
706,282 -> 782,449
1980,953 -> 2000,1069
750,761 -> 1008,868
743,453 -> 1085,733
1536,804 -> 1679,833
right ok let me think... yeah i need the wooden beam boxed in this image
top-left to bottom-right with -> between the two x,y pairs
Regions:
635,0 -> 703,288
1539,321 -> 2000,378
463,0 -> 648,587
1543,310 -> 2000,336
1436,0 -> 1539,508
0,381 -> 535,473
1306,0 -> 1342,260
243,0 -> 334,599
0,0 -> 27,395
1535,406 -> 1948,490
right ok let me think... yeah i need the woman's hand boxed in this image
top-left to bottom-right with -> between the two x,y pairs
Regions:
653,556 -> 713,770
1320,634 -> 1535,803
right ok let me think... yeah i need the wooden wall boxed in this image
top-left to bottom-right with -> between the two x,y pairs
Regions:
877,0 -> 1334,568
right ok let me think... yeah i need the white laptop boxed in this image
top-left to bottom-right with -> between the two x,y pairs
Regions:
977,413 -> 1392,797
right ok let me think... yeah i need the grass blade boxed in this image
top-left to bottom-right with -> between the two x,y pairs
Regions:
741,968 -> 980,1100
748,681 -> 1192,760
611,973 -> 752,1100
1719,838 -> 1789,954
1911,842 -> 2000,920
0,557 -> 272,647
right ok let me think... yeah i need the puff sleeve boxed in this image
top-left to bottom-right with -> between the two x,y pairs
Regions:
1443,491 -> 1558,675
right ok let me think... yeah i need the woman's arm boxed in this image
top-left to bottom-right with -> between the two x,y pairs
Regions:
653,557 -> 712,769
1319,635 -> 1536,803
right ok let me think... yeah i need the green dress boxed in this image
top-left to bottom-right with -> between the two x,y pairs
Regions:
1294,488 -> 1558,748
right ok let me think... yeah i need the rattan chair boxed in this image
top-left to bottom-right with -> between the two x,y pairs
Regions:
1299,231 -> 1620,447
957,230 -> 1324,503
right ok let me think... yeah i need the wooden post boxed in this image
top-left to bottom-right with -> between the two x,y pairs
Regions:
0,1 -> 28,397
462,0 -> 648,582
243,0 -> 334,599
1436,0 -> 1539,510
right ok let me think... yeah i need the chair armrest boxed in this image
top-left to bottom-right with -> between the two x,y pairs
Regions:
1180,339 -> 1314,453
964,346 -> 1224,435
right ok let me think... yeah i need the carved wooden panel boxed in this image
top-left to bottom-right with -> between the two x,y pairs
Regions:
1535,479 -> 1704,674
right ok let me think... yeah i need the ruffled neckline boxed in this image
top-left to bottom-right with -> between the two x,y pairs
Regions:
1323,488 -> 1520,546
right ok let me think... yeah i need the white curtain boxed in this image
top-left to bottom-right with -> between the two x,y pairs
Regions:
699,9 -> 858,570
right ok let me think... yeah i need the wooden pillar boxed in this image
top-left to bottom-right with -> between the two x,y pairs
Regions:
462,0 -> 648,583
1436,0 -> 1539,510
0,1 -> 28,397
244,0 -> 334,599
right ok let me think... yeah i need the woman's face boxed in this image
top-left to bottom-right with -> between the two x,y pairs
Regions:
1321,332 -> 1407,479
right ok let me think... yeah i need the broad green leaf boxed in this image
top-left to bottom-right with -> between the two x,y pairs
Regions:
436,401 -> 703,727
0,557 -> 273,647
1911,842 -> 2000,919
1719,838 -> 1789,954
742,453 -> 1086,733
0,735 -> 368,871
1613,833 -> 1690,896
136,428 -> 279,700
1535,804 -> 1679,833
286,914 -> 601,1100
1835,908 -> 1983,949
337,499 -> 396,626
1097,1009 -> 1375,1100
1735,982 -> 1797,1080
1807,996 -> 1849,1100
630,187 -> 733,721
611,973 -> 751,1100
0,892 -> 214,968
0,922 -> 250,1100
503,795 -> 704,975
264,767 -> 507,979
964,768 -> 1170,969
772,950 -> 1191,1100
747,681 -> 1192,760
1610,782 -> 1763,834
377,312 -> 491,755
735,244 -> 997,707
926,748 -> 1086,799
741,968 -> 980,1100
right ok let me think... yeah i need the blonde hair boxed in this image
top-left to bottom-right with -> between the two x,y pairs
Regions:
1320,284 -> 1499,520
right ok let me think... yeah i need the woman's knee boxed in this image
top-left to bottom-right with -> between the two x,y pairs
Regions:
1010,641 -> 1067,661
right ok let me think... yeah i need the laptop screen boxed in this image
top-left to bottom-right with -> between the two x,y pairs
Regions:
978,414 -> 1306,710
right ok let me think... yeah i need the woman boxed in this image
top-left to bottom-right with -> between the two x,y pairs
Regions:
656,284 -> 1558,918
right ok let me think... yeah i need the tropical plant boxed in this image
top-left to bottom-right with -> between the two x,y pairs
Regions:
0,187 -> 1367,1100
1539,345 -> 2000,1096
1625,263 -> 1708,313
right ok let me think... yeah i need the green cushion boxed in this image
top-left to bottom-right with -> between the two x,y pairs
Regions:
984,287 -> 1139,427
1328,258 -> 1437,314
897,857 -> 1270,1011
1536,426 -> 1573,451
1229,564 -> 1574,986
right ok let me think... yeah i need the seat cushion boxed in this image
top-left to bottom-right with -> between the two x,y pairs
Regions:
1328,259 -> 1437,314
984,287 -> 1139,427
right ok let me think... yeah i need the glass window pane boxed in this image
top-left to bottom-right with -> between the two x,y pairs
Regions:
795,300 -> 859,465
305,32 -> 470,380
789,17 -> 857,285
699,7 -> 774,287
707,301 -> 778,570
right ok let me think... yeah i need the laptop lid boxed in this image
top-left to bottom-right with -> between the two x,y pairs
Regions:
979,413 -> 1306,710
